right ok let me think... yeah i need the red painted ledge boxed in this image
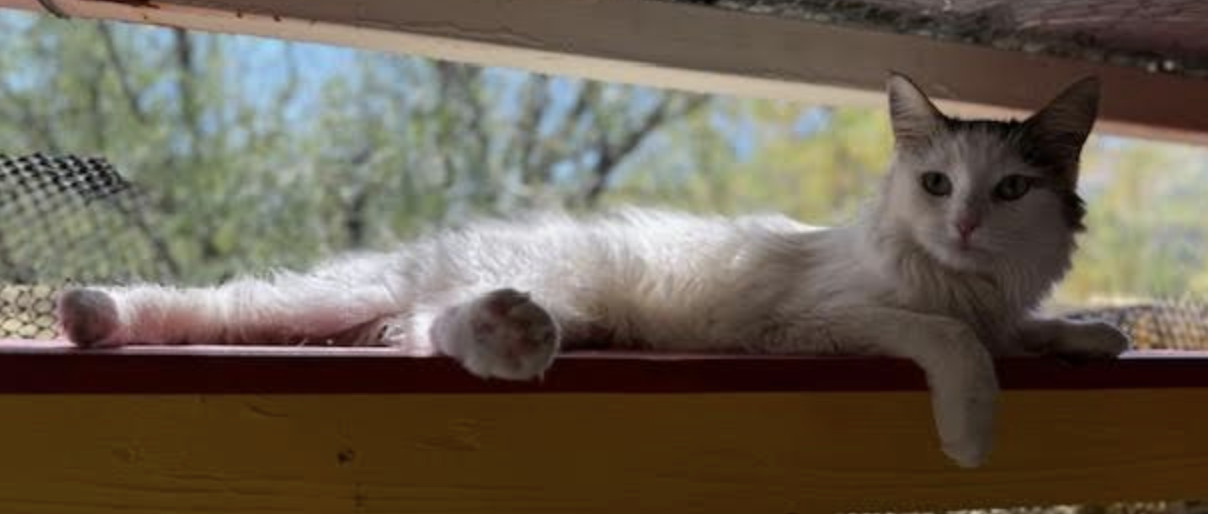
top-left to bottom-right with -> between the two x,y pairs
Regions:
0,339 -> 1206,394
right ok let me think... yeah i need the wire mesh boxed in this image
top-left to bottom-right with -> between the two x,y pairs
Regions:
0,153 -> 173,339
1069,299 -> 1208,351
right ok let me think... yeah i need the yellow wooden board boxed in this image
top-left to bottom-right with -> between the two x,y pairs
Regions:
0,390 -> 1205,513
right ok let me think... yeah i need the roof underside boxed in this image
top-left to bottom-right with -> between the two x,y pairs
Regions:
683,0 -> 1208,78
1,0 -> 1206,143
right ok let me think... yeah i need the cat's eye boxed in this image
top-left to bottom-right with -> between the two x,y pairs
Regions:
919,171 -> 952,197
994,175 -> 1034,201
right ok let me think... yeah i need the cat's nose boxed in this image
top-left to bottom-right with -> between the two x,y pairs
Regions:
956,217 -> 981,239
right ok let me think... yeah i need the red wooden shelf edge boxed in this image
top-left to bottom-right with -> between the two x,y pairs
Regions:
0,339 -> 1205,394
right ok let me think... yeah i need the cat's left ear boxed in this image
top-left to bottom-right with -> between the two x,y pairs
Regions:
1020,77 -> 1100,178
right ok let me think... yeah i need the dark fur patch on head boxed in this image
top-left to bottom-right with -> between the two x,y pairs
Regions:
1059,190 -> 1087,233
942,117 -> 1087,232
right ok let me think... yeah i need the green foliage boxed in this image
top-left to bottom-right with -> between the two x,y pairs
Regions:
0,14 -> 708,282
1,11 -> 1207,307
1056,138 -> 1208,305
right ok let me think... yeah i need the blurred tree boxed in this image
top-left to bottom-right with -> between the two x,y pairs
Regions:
1,11 -> 1207,305
0,13 -> 708,282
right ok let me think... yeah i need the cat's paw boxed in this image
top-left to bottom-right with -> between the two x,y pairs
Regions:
374,317 -> 439,356
933,380 -> 997,469
432,288 -> 560,381
928,325 -> 999,468
1054,321 -> 1130,361
57,288 -> 120,348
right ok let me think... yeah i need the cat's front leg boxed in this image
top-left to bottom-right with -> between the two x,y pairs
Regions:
1015,317 -> 1131,360
788,307 -> 999,468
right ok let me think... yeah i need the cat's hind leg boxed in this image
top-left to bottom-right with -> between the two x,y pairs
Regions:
416,288 -> 561,381
57,271 -> 400,348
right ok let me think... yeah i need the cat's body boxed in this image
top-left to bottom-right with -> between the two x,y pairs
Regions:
58,74 -> 1130,469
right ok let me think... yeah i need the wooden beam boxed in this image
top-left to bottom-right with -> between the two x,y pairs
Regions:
1,341 -> 1207,393
2,0 -> 1208,144
1,390 -> 1207,513
0,342 -> 1207,511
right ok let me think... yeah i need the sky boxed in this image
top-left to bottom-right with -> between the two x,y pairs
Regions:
3,9 -> 788,164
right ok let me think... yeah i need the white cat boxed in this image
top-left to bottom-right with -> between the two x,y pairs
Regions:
57,73 -> 1129,468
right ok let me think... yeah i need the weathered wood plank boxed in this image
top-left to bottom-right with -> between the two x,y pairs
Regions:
0,0 -> 1206,143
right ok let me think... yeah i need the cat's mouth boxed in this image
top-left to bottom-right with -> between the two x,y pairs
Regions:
915,230 -> 990,270
950,232 -> 988,254
922,235 -> 989,270
954,240 -> 991,259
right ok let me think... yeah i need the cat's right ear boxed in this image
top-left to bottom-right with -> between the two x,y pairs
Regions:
887,72 -> 946,150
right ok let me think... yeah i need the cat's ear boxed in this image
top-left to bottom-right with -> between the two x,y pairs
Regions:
887,72 -> 946,150
1020,77 -> 1100,177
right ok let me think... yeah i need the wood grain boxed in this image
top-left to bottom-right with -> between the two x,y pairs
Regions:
0,0 -> 1206,143
0,390 -> 1205,513
0,342 -> 1204,510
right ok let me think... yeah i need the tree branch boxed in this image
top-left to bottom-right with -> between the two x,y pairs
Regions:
583,94 -> 709,206
441,63 -> 491,180
109,191 -> 182,280
172,28 -> 201,161
342,146 -> 377,249
531,81 -> 600,184
0,78 -> 62,154
87,59 -> 107,150
97,23 -> 148,124
507,75 -> 550,180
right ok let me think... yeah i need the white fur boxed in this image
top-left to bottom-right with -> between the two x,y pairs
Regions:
58,74 -> 1131,469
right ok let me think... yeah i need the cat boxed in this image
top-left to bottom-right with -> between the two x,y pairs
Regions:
56,72 -> 1130,469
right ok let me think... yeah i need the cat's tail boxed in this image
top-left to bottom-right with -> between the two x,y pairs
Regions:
57,273 -> 399,347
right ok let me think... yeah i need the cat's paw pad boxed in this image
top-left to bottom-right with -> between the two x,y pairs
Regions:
437,289 -> 560,381
1057,321 -> 1131,361
57,288 -> 120,348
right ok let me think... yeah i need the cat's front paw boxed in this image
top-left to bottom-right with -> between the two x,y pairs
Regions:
57,288 -> 120,348
928,325 -> 999,469
933,378 -> 997,469
433,288 -> 560,381
1055,321 -> 1131,361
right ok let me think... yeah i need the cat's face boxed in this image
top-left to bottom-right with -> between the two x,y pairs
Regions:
880,74 -> 1099,273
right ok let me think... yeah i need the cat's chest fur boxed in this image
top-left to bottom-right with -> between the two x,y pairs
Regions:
874,253 -> 1021,353
745,228 -> 1021,354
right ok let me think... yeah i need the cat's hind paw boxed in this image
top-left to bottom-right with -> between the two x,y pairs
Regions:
57,288 -> 120,348
433,288 -> 560,381
1054,321 -> 1131,362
